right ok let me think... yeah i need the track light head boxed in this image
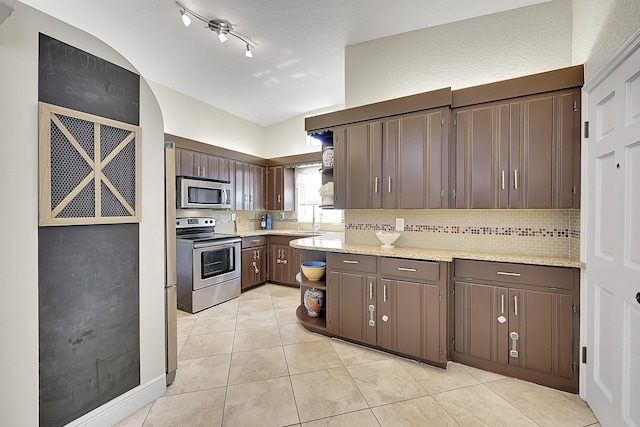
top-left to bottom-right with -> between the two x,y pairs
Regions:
180,9 -> 191,27
245,44 -> 253,58
217,31 -> 228,43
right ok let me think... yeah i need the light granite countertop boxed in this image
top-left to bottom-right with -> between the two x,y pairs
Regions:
289,232 -> 581,268
233,229 -> 325,238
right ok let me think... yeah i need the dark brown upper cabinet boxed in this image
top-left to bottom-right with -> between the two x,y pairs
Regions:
267,165 -> 295,211
234,161 -> 265,211
175,147 -> 233,182
382,108 -> 450,209
453,88 -> 580,209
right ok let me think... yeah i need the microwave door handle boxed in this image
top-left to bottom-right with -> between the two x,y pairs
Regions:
221,188 -> 228,206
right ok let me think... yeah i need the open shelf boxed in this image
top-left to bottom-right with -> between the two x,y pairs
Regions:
296,305 -> 326,329
295,272 -> 326,290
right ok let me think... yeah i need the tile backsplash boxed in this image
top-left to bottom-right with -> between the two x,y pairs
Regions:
177,207 -> 581,259
346,209 -> 580,259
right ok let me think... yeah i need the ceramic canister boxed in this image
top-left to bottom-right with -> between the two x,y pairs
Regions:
303,288 -> 324,317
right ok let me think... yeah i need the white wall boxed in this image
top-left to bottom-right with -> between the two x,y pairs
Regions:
344,0 -> 573,108
264,105 -> 343,159
0,3 -> 166,424
572,0 -> 640,81
148,81 -> 266,158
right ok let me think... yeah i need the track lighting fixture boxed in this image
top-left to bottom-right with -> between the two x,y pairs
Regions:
175,1 -> 256,57
180,9 -> 191,27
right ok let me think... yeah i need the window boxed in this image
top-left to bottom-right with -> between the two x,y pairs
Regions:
295,164 -> 342,223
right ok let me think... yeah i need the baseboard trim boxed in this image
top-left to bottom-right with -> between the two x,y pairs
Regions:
66,374 -> 166,427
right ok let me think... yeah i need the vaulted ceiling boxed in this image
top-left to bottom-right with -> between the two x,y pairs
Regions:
21,0 -> 551,127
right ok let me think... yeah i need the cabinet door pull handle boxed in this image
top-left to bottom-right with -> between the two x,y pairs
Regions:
501,294 -> 505,314
397,267 -> 417,272
497,271 -> 521,277
342,260 -> 359,264
383,284 -> 387,303
388,176 -> 392,193
374,177 -> 379,194
514,169 -> 518,190
501,170 -> 505,190
369,282 -> 374,300
202,166 -> 206,176
514,295 -> 518,316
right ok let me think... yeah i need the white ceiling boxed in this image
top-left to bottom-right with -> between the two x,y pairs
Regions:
21,0 -> 550,127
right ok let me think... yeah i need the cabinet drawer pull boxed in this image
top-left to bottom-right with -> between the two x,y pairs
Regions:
497,271 -> 521,277
501,294 -> 505,314
383,284 -> 387,303
501,170 -> 505,190
514,295 -> 518,316
369,282 -> 374,300
251,239 -> 261,243
397,267 -> 417,272
342,260 -> 359,264
374,177 -> 379,194
514,169 -> 518,190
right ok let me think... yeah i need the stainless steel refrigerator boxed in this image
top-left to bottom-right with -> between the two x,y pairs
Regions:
164,142 -> 178,385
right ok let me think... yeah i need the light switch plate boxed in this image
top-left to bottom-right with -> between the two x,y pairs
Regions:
395,218 -> 404,231
231,213 -> 236,221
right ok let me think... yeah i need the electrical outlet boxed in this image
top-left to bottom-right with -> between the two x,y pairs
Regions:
395,217 -> 405,231
279,212 -> 285,220
231,213 -> 236,221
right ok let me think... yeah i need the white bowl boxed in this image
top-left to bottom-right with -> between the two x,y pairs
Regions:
375,231 -> 400,249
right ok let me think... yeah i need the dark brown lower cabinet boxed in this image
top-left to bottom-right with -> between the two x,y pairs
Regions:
451,259 -> 579,393
241,236 -> 267,291
326,253 -> 447,366
269,235 -> 300,286
327,253 -> 378,346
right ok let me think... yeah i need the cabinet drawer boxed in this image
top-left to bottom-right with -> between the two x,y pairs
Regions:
454,259 -> 574,290
242,236 -> 267,248
381,258 -> 440,282
327,252 -> 377,273
269,235 -> 297,246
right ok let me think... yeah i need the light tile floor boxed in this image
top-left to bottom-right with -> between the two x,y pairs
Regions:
117,283 -> 600,427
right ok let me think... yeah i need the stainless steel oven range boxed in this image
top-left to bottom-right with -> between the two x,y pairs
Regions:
176,217 -> 241,313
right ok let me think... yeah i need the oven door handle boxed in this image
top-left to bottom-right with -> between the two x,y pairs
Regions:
193,240 -> 241,249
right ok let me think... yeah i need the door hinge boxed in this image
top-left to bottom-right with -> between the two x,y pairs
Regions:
572,186 -> 577,195
452,189 -> 457,199
451,287 -> 455,296
584,121 -> 589,138
573,100 -> 578,112
441,118 -> 446,126
438,293 -> 443,302
582,346 -> 587,364
572,303 -> 577,313
453,118 -> 457,127
440,189 -> 445,198
572,362 -> 577,372
451,337 -> 455,347
439,345 -> 443,354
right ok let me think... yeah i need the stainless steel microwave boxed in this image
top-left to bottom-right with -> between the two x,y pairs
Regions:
177,177 -> 232,209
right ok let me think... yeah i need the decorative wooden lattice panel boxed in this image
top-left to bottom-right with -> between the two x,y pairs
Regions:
39,102 -> 141,226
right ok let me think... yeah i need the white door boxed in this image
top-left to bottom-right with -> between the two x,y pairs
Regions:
586,42 -> 640,426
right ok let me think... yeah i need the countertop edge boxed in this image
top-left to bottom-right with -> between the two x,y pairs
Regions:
289,236 -> 581,269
